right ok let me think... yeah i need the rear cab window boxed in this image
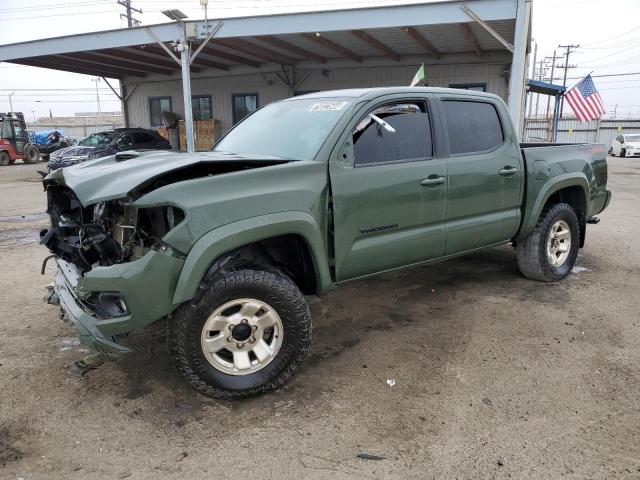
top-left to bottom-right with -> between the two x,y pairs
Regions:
353,102 -> 433,166
441,99 -> 504,155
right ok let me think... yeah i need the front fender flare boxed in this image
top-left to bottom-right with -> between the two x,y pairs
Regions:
172,211 -> 334,304
516,173 -> 590,240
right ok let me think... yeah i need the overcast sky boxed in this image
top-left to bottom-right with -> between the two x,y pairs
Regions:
1,0 -> 639,120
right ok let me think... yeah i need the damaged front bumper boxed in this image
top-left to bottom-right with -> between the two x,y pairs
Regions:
53,262 -> 132,358
49,250 -> 185,358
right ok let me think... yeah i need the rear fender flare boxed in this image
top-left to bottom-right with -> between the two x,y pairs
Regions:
172,211 -> 333,304
516,173 -> 590,240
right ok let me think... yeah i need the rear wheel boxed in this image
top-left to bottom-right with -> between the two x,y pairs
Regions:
516,203 -> 580,282
0,151 -> 9,166
168,262 -> 312,399
22,145 -> 39,164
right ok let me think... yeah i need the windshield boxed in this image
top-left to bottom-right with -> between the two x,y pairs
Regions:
624,134 -> 640,142
79,131 -> 117,147
213,98 -> 352,160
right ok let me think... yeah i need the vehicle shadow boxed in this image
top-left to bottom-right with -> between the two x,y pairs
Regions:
104,244 -> 561,423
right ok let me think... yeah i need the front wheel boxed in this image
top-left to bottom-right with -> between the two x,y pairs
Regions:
515,203 -> 580,282
621,149 -> 627,158
0,151 -> 9,166
22,145 -> 40,164
168,263 -> 312,399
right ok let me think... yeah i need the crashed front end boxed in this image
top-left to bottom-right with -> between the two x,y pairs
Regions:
40,181 -> 185,358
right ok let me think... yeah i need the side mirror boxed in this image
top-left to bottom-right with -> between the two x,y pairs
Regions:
116,151 -> 140,162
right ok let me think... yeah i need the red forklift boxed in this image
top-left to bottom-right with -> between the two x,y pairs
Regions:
0,112 -> 40,166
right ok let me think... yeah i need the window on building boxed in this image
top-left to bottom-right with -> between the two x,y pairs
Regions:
353,102 -> 432,166
442,100 -> 504,155
149,97 -> 172,127
449,83 -> 487,92
232,94 -> 259,124
192,95 -> 212,121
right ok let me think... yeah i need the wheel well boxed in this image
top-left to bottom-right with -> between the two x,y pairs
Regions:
205,234 -> 318,295
543,186 -> 587,247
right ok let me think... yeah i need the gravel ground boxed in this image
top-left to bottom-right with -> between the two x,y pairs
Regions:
1,157 -> 639,480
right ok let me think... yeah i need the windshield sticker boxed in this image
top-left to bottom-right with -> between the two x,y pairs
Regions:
309,101 -> 348,112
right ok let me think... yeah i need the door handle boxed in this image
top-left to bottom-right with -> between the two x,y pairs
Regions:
499,166 -> 518,177
420,176 -> 446,187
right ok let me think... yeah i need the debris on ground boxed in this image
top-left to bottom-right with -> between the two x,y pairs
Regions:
176,451 -> 188,462
497,459 -> 504,467
571,266 -> 590,274
357,453 -> 386,460
386,379 -> 396,388
482,397 -> 493,406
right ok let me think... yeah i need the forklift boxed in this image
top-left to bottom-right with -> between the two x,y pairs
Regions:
0,112 -> 40,166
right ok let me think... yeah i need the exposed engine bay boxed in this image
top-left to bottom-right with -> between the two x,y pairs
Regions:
40,184 -> 183,273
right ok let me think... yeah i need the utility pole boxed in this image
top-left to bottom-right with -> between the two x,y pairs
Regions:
534,59 -> 549,118
545,51 -> 564,119
92,78 -> 101,116
558,44 -> 580,117
8,92 -> 14,112
117,0 -> 142,27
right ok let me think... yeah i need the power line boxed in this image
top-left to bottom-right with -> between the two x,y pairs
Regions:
580,26 -> 640,46
4,10 -> 114,20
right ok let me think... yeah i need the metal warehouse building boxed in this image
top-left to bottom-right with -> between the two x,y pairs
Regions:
0,0 -> 531,151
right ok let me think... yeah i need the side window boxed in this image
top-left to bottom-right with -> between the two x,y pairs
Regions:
232,94 -> 259,124
442,100 -> 504,155
192,95 -> 212,121
149,97 -> 172,127
353,102 -> 432,166
132,132 -> 154,144
115,135 -> 133,149
1,121 -> 13,138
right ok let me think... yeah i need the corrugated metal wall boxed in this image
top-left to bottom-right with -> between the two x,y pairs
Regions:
125,63 -> 509,136
523,118 -> 640,145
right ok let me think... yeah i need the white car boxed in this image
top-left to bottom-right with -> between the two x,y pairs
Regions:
610,133 -> 640,157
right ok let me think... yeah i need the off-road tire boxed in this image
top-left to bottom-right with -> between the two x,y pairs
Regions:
0,151 -> 9,166
515,202 -> 580,282
168,263 -> 312,399
22,145 -> 40,164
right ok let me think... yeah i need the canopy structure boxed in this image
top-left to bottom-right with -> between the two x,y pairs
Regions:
526,79 -> 566,141
0,0 -> 531,150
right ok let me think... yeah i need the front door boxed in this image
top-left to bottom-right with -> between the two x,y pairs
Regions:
438,97 -> 523,254
330,99 -> 447,281
11,120 -> 26,154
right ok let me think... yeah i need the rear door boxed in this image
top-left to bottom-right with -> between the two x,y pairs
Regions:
437,96 -> 523,254
330,97 -> 447,281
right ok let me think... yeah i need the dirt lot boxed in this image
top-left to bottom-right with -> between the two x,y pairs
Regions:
1,157 -> 639,480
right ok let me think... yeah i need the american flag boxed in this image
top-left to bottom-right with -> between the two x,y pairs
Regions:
564,75 -> 606,122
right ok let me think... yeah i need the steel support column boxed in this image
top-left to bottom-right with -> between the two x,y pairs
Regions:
507,0 -> 531,136
179,32 -> 195,153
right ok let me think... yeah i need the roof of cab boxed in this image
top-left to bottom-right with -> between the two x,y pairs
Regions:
286,86 -> 502,102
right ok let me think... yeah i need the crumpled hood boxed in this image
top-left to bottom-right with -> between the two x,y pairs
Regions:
50,145 -> 103,161
44,150 -> 291,205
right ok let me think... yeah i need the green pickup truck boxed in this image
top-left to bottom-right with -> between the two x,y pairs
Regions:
41,87 -> 611,398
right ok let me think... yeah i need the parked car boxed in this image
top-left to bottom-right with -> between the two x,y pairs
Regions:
609,133 -> 640,157
0,112 -> 40,166
35,130 -> 76,161
40,87 -> 611,398
47,128 -> 171,170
